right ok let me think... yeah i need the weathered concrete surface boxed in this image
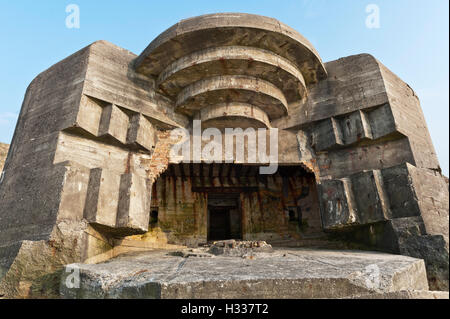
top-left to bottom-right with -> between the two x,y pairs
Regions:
0,42 -> 184,297
0,43 -> 92,298
0,220 -> 90,298
60,248 -> 428,299
207,240 -> 274,256
0,143 -> 8,173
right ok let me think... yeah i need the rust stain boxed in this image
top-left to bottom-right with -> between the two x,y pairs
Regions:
256,190 -> 265,230
247,57 -> 254,69
181,178 -> 186,202
158,84 -> 170,96
133,269 -> 148,276
219,57 -> 228,73
230,89 -> 241,97
152,183 -> 158,203
247,194 -> 254,233
357,133 -> 362,141
279,41 -> 288,49
125,151 -> 133,174
172,177 -> 177,203
161,177 -> 167,207
240,195 -> 246,235
288,178 -> 298,199
326,187 -> 335,198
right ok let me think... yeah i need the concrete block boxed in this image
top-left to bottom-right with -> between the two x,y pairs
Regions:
381,164 -> 421,219
320,178 -> 358,229
127,114 -> 156,152
311,117 -> 343,152
350,170 -> 390,224
116,173 -> 151,233
74,96 -> 103,136
84,168 -> 121,228
367,104 -> 397,139
405,165 -> 449,238
98,104 -> 130,144
337,110 -> 373,145
389,218 -> 449,291
57,161 -> 91,221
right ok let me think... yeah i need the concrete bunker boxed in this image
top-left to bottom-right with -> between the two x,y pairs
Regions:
0,13 -> 448,297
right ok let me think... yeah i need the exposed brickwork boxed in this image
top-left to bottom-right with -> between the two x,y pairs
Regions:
145,130 -> 178,183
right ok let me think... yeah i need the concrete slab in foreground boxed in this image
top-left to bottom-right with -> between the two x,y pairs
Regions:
60,248 -> 430,299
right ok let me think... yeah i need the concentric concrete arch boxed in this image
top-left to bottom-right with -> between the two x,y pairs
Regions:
134,13 -> 327,127
176,75 -> 288,119
156,46 -> 307,103
135,13 -> 327,82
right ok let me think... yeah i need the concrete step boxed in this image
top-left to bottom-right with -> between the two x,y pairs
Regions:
61,248 -> 430,299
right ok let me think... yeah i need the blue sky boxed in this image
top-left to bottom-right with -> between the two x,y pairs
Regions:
0,0 -> 448,174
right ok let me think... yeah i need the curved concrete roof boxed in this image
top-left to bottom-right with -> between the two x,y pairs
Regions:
135,13 -> 326,84
176,75 -> 288,119
134,13 -> 327,126
199,103 -> 271,129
